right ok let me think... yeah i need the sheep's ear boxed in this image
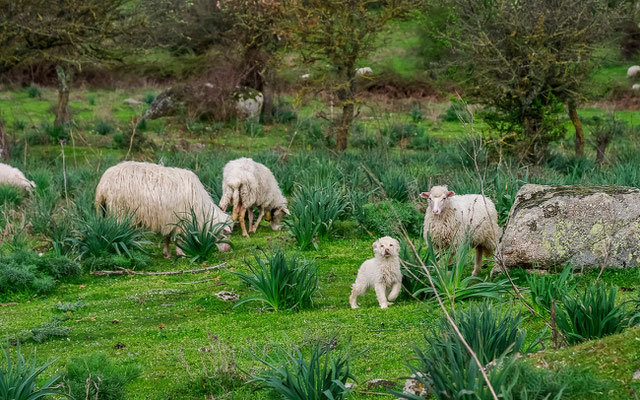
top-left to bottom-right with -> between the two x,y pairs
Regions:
447,191 -> 455,197
223,225 -> 232,234
419,192 -> 430,199
283,207 -> 290,215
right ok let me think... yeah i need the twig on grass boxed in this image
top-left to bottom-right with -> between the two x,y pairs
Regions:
171,279 -> 227,285
92,263 -> 227,276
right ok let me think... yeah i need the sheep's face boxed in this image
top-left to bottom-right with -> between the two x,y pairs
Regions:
373,236 -> 400,258
270,206 -> 290,231
420,186 -> 455,216
216,218 -> 233,252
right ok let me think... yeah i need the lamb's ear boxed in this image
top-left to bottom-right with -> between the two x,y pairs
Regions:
283,207 -> 290,215
419,192 -> 430,199
446,191 -> 455,197
372,240 -> 379,250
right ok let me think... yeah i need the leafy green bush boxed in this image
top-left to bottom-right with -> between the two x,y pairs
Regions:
25,85 -> 42,98
526,267 -> 576,312
74,211 -> 147,259
251,341 -> 355,400
358,200 -> 422,238
20,318 -> 71,343
174,208 -> 231,262
0,250 -> 81,295
233,249 -> 318,311
0,184 -> 22,207
556,284 -> 628,344
95,120 -> 115,135
41,123 -> 68,143
440,102 -> 472,123
64,353 -> 141,400
285,184 -> 347,250
0,344 -> 63,399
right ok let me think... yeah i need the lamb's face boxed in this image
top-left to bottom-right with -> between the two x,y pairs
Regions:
270,206 -> 290,231
373,236 -> 400,258
420,186 -> 455,216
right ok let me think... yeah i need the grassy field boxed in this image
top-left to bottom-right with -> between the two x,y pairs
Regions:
1,83 -> 640,400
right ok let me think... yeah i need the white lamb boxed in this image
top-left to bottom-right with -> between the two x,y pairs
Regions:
420,185 -> 499,276
219,157 -> 289,237
0,163 -> 35,191
355,67 -> 373,76
628,65 -> 640,78
349,236 -> 402,310
95,161 -> 232,258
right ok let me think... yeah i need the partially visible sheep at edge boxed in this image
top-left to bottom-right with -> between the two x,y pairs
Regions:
420,185 -> 499,276
219,157 -> 289,237
95,161 -> 232,258
627,65 -> 640,79
0,163 -> 36,191
355,67 -> 373,76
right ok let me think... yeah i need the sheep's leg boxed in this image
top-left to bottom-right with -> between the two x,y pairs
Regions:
239,207 -> 249,237
176,245 -> 185,257
349,283 -> 365,309
374,283 -> 389,309
232,203 -> 240,222
247,209 -> 254,232
387,282 -> 402,302
473,247 -> 483,276
251,207 -> 265,233
163,236 -> 172,258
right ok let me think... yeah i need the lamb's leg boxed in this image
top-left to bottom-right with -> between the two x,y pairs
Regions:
387,282 -> 402,302
374,283 -> 390,309
473,247 -> 483,276
349,283 -> 365,309
163,236 -> 172,258
239,207 -> 249,237
251,207 -> 265,233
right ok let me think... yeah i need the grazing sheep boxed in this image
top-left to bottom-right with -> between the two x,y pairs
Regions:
355,67 -> 373,76
633,84 -> 640,91
95,161 -> 232,258
420,185 -> 499,276
349,236 -> 402,309
0,163 -> 35,191
219,158 -> 289,237
628,65 -> 640,78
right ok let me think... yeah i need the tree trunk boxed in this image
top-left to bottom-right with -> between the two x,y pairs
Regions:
334,67 -> 356,152
336,102 -> 354,151
568,101 -> 584,156
0,119 -> 9,161
54,64 -> 72,128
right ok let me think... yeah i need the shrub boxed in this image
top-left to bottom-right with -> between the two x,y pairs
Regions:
13,119 -> 26,131
410,105 -> 424,123
143,92 -> 156,105
74,211 -> 147,259
526,267 -> 576,312
382,123 -> 423,146
285,184 -> 347,250
0,184 -> 22,207
358,200 -> 422,238
273,103 -> 298,123
350,125 -> 378,150
399,238 -> 439,299
42,123 -> 68,143
556,284 -> 628,344
137,118 -> 148,131
380,168 -> 414,202
55,300 -> 86,312
233,249 -> 318,311
28,188 -> 59,235
21,318 -> 71,343
0,344 -> 63,399
251,340 -> 355,400
0,250 -> 81,295
64,353 -> 141,400
174,208 -> 231,262
587,115 -> 631,164
414,239 -> 511,305
298,119 -> 329,147
440,102 -> 472,123
408,130 -> 435,150
25,85 -> 42,98
95,120 -> 115,135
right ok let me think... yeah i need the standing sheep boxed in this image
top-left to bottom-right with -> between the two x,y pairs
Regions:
0,163 -> 35,191
219,158 -> 289,237
420,185 -> 499,276
95,161 -> 232,258
627,65 -> 640,79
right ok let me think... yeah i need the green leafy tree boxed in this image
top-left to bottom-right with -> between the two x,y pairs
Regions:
289,0 -> 409,151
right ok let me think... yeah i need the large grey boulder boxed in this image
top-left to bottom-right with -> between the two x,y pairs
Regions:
234,87 -> 263,120
143,86 -> 186,120
498,184 -> 640,269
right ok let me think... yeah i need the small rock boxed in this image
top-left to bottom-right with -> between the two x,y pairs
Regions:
114,342 -> 126,349
204,82 -> 214,89
633,369 -> 640,380
216,291 -> 239,302
112,319 -> 120,324
402,373 -> 430,398
123,98 -> 142,105
364,378 -> 396,389
344,382 -> 355,389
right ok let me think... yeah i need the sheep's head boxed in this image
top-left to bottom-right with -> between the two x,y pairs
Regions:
269,205 -> 290,231
216,212 -> 234,252
373,236 -> 400,258
420,185 -> 455,215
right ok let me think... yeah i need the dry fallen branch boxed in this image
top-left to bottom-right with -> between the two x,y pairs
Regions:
92,263 -> 227,276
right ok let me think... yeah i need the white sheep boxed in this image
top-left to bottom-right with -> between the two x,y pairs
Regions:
355,67 -> 373,76
300,73 -> 310,80
633,84 -> 640,91
628,65 -> 640,78
420,185 -> 499,276
0,163 -> 35,191
219,157 -> 289,237
95,161 -> 232,258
